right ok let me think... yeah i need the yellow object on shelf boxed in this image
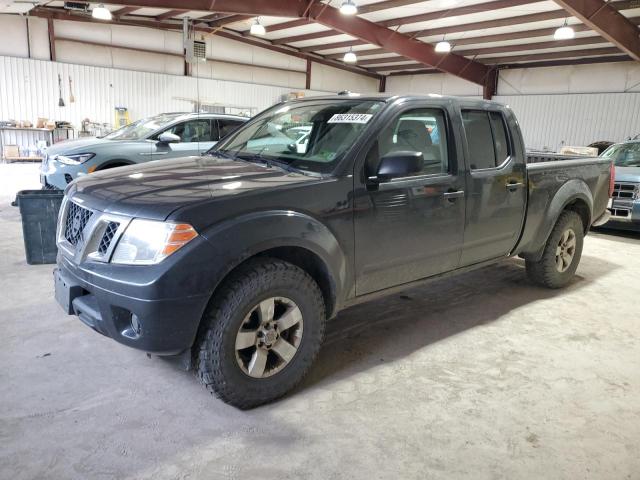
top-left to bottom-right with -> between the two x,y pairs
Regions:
114,107 -> 130,129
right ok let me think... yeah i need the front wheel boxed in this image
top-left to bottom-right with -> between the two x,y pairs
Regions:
526,210 -> 584,289
194,258 -> 326,409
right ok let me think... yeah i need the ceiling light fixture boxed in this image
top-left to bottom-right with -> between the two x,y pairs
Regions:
340,0 -> 358,15
91,4 -> 112,20
554,19 -> 575,40
250,17 -> 266,36
343,47 -> 357,63
435,40 -> 451,53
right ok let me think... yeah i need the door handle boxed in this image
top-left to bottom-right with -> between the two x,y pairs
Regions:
443,190 -> 464,202
506,182 -> 524,191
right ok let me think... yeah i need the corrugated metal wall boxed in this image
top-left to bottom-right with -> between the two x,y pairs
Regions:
494,93 -> 640,151
0,56 -> 330,131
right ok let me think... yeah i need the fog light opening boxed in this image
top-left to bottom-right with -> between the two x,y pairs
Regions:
131,314 -> 142,335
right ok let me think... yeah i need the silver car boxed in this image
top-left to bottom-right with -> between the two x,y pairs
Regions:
40,112 -> 247,190
601,139 -> 640,230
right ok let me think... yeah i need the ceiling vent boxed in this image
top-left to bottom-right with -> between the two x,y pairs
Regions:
63,2 -> 90,12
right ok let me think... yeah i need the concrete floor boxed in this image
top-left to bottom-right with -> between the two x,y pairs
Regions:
1,164 -> 639,480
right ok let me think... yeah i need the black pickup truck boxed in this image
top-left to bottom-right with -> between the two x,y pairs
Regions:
54,95 -> 613,408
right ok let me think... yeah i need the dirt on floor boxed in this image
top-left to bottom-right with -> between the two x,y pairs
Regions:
1,165 -> 639,480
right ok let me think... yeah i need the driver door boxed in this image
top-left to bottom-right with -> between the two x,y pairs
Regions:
150,119 -> 219,160
353,104 -> 466,295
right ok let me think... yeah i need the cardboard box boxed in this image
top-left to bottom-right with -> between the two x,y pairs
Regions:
3,145 -> 20,158
36,117 -> 48,128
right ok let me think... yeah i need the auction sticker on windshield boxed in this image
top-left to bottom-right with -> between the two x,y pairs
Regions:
328,113 -> 373,124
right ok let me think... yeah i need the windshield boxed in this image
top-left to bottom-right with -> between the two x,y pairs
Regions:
601,142 -> 640,167
105,113 -> 183,140
214,99 -> 384,174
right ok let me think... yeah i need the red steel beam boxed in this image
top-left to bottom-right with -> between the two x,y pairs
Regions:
273,0 -> 540,45
307,3 -> 491,85
113,6 -> 140,18
299,0 -> 636,54
553,0 -> 640,60
95,0 -> 304,17
156,9 -> 187,21
371,46 -> 624,71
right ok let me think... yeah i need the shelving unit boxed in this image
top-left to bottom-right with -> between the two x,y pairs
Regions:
0,127 -> 75,162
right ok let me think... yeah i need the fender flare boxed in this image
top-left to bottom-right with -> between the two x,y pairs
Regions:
520,179 -> 593,261
198,210 -> 349,317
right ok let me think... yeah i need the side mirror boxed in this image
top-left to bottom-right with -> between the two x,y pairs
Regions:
374,151 -> 423,182
158,132 -> 181,144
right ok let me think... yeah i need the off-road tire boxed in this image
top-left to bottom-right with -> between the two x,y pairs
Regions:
525,210 -> 584,289
194,258 -> 326,409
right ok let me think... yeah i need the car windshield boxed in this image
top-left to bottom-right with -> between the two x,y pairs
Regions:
104,113 -> 184,140
601,142 -> 640,167
214,99 -> 384,174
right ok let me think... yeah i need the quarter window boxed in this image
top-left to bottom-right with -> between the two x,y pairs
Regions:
462,110 -> 511,169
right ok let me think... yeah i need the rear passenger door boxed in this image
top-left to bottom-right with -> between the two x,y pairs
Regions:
459,109 -> 526,265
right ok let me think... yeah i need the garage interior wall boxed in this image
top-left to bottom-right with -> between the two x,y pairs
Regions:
386,62 -> 640,150
0,14 -> 378,127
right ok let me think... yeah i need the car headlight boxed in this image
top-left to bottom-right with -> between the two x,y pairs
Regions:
56,153 -> 95,165
111,219 -> 198,265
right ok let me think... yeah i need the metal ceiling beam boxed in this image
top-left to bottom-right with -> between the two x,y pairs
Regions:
387,55 -> 633,75
306,3 -> 491,86
358,36 -> 610,66
272,0 -> 541,45
479,46 -> 623,64
113,6 -> 140,18
370,46 -> 623,71
300,0 -> 636,53
93,0 -> 305,17
553,0 -> 640,60
244,0 -> 428,35
155,9 -> 187,21
209,15 -> 252,27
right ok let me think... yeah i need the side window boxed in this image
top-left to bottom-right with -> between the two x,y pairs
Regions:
461,110 -> 495,170
367,108 -> 449,177
166,119 -> 215,142
218,119 -> 244,139
489,112 -> 510,165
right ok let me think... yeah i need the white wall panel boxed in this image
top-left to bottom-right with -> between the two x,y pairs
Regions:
498,62 -> 640,95
0,56 -> 331,130
0,15 -> 28,58
494,93 -> 640,150
310,63 -> 378,93
386,73 -> 482,97
27,17 -> 50,61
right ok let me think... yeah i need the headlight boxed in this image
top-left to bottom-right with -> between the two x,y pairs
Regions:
56,153 -> 95,165
112,219 -> 198,265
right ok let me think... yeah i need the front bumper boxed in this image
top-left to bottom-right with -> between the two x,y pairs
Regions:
55,256 -> 211,355
605,197 -> 640,230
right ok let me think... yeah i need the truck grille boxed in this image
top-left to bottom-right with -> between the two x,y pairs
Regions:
64,202 -> 93,246
98,221 -> 120,255
612,182 -> 637,199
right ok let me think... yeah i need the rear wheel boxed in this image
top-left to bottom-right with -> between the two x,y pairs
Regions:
526,210 -> 584,288
194,258 -> 326,409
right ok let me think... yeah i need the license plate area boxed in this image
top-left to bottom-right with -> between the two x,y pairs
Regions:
54,269 -> 84,314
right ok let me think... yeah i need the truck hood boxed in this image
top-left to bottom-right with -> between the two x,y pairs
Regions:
67,155 -> 316,220
614,166 -> 640,183
46,136 -> 138,155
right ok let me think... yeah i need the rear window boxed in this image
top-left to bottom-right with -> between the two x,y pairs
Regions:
462,110 -> 511,169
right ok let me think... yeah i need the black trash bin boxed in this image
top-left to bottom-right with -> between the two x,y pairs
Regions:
16,190 -> 64,265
